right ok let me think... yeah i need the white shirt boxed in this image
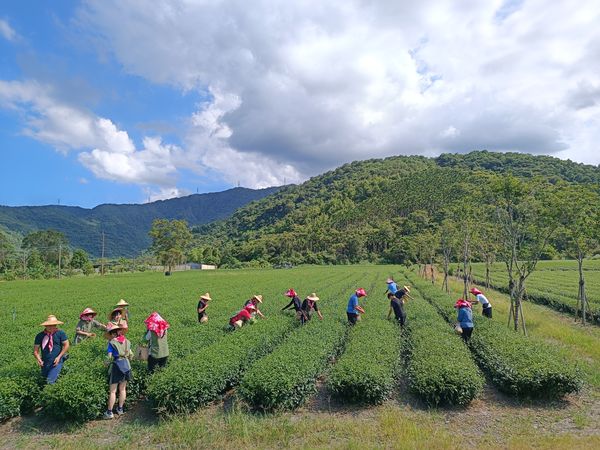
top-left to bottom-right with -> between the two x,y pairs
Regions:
476,293 -> 491,307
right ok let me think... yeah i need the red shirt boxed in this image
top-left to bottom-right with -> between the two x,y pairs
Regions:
230,309 -> 252,325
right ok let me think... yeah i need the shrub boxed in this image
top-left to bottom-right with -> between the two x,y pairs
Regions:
327,318 -> 400,405
0,362 -> 43,420
239,319 -> 347,411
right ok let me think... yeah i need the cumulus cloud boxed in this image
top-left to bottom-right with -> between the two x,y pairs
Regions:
0,18 -> 17,42
73,0 -> 600,181
0,79 -> 181,188
145,186 -> 191,203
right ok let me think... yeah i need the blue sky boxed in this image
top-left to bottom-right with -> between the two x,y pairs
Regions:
1,1 -> 599,208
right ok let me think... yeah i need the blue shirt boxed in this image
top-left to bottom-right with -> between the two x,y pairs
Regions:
107,342 -> 120,358
457,307 -> 474,329
347,294 -> 359,314
387,282 -> 398,294
34,330 -> 68,364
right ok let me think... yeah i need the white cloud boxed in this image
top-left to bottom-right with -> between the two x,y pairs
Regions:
73,0 -> 600,180
0,18 -> 17,42
0,79 -> 180,189
144,186 -> 190,203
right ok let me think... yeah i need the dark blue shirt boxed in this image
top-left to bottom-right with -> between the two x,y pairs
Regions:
34,330 -> 68,363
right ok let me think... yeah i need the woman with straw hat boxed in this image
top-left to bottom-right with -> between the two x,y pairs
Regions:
33,315 -> 70,384
244,294 -> 265,319
114,299 -> 130,321
74,308 -> 107,345
197,292 -> 212,323
229,304 -> 256,330
455,298 -> 474,343
108,307 -> 127,327
300,293 -> 323,325
103,322 -> 133,419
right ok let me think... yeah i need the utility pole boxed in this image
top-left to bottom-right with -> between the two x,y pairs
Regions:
58,243 -> 62,279
101,231 -> 105,276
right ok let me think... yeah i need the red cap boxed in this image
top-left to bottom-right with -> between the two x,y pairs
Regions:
355,288 -> 367,297
285,289 -> 297,298
470,287 -> 482,295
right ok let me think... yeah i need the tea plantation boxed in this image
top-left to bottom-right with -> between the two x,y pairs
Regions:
0,265 -> 586,428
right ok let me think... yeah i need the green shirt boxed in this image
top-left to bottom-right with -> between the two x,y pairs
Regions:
147,330 -> 169,359
74,319 -> 104,344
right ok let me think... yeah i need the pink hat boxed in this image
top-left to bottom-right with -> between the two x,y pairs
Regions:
470,287 -> 482,296
79,308 -> 97,319
454,298 -> 472,309
355,288 -> 367,297
285,289 -> 297,298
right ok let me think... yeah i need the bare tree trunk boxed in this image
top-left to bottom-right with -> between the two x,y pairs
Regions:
578,252 -> 587,325
442,253 -> 450,293
430,258 -> 435,285
513,276 -> 528,335
485,256 -> 491,288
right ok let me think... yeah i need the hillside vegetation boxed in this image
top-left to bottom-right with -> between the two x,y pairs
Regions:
0,187 -> 279,257
194,151 -> 600,266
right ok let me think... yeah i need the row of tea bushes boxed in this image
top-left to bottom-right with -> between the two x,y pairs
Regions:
404,290 -> 483,406
240,318 -> 347,411
406,273 -> 583,399
327,317 -> 401,405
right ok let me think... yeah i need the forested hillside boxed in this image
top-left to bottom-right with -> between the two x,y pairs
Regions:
0,187 -> 279,257
193,151 -> 600,267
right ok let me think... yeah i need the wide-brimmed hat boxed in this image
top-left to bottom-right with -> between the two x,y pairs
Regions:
80,308 -> 97,318
40,315 -> 64,326
285,289 -> 297,298
115,299 -> 129,307
355,288 -> 367,297
403,285 -> 411,293
252,294 -> 263,303
386,278 -> 394,284
109,307 -> 124,319
200,292 -> 212,301
104,321 -> 128,340
469,287 -> 482,296
306,293 -> 319,301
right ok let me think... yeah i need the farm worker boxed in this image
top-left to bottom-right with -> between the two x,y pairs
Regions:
144,312 -> 170,373
108,307 -> 127,326
470,287 -> 492,318
300,293 -> 323,325
385,278 -> 398,295
387,285 -> 411,327
455,298 -> 474,343
229,305 -> 255,330
115,299 -> 130,321
104,322 -> 133,419
74,308 -> 107,344
281,288 -> 302,318
197,292 -> 212,323
244,294 -> 265,318
33,315 -> 70,384
346,288 -> 367,325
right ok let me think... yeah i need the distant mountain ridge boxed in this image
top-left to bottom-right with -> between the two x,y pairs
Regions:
0,187 -> 281,257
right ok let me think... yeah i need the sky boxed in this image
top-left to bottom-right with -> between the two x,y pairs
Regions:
0,0 -> 599,208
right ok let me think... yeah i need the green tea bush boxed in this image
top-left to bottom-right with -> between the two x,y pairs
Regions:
404,292 -> 483,406
407,273 -> 583,399
240,319 -> 347,411
327,318 -> 400,404
147,316 -> 295,415
0,362 -> 43,420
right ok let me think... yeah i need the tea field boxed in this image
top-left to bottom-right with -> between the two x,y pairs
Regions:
1,265 -> 599,449
471,260 -> 600,323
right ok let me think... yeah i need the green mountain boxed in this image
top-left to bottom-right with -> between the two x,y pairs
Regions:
0,187 -> 280,257
194,151 -> 599,266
